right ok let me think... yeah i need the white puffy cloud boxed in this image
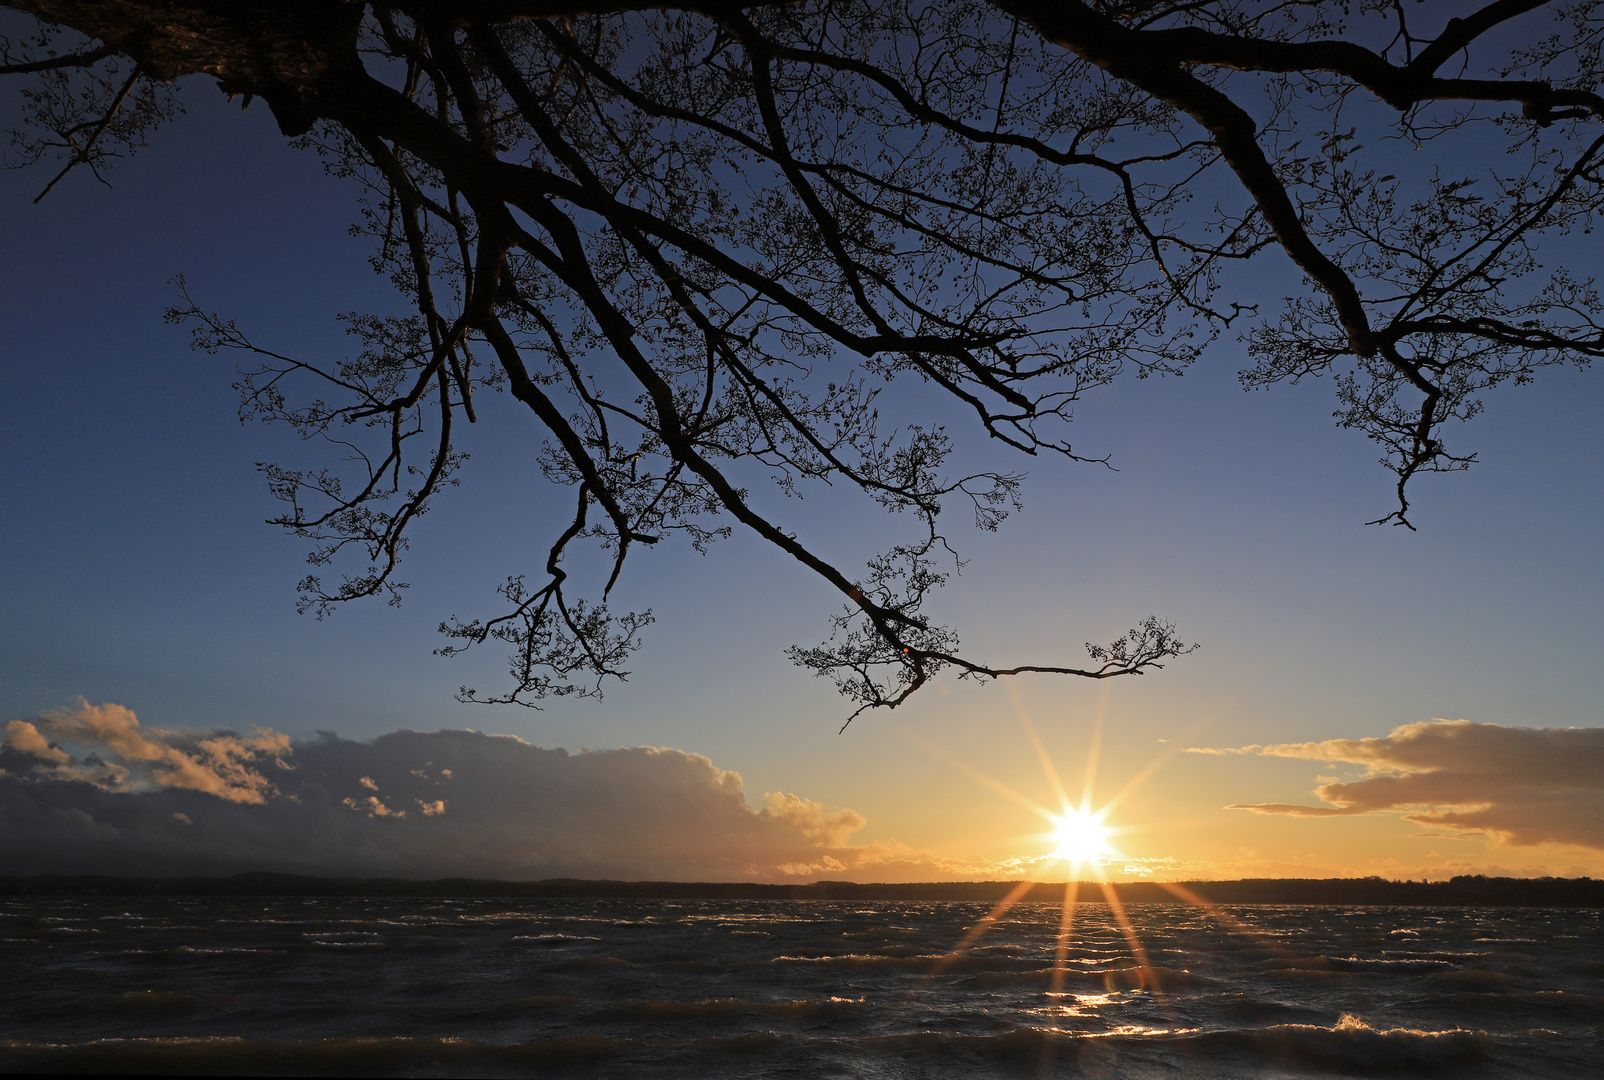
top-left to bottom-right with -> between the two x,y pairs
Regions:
0,701 -> 1000,881
1193,720 -> 1604,849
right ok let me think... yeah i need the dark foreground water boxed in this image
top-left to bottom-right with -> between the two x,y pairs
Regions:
1,897 -> 1599,1077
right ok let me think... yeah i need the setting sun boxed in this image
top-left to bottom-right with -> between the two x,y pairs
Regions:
1050,808 -> 1115,864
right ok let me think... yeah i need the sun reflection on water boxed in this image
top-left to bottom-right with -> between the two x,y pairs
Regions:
905,685 -> 1281,1078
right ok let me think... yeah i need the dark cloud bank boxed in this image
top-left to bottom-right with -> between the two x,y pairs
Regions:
11,705 -> 1597,880
0,701 -> 977,881
1193,720 -> 1604,850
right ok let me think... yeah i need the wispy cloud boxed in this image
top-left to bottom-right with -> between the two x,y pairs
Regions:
1192,720 -> 1604,849
1,700 -> 1007,881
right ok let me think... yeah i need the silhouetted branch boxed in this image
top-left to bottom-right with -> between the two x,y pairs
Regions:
8,0 -> 1602,712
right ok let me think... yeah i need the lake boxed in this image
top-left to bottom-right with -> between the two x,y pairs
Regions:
2,896 -> 1599,1076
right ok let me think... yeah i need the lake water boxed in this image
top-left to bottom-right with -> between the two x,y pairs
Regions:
1,896 -> 1599,1076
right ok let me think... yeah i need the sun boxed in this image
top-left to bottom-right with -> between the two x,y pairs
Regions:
1050,808 -> 1114,864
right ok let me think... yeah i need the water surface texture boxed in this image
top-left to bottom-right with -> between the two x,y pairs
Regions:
2,897 -> 1599,1076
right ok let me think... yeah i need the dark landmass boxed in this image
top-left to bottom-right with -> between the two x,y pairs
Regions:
1,873 -> 1600,906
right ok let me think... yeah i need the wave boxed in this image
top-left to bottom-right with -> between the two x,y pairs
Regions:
859,1015 -> 1486,1069
3,898 -> 1591,1078
306,939 -> 382,947
0,1018 -> 1514,1078
1099,965 -> 1209,991
101,946 -> 284,960
0,1035 -> 643,1076
510,933 -> 603,946
772,952 -> 1068,974
1259,955 -> 1457,973
606,996 -> 868,1023
956,963 -> 1210,992
1188,1014 -> 1487,1068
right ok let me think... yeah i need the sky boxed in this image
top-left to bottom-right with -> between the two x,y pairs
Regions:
2,48 -> 1602,883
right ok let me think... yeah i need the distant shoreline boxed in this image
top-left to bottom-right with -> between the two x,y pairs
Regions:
1,873 -> 1599,906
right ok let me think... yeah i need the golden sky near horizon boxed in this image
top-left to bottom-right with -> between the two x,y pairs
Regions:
5,689 -> 1600,883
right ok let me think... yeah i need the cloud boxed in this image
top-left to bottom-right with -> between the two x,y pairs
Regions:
1194,720 -> 1604,849
4,721 -> 71,765
4,701 -> 289,803
760,792 -> 865,847
0,700 -> 1003,881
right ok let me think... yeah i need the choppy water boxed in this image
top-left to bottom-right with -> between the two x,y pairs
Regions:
1,896 -> 1599,1077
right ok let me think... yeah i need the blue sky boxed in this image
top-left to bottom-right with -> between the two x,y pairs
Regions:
3,70 -> 1601,880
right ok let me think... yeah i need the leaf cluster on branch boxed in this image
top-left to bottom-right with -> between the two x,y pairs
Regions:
5,0 -> 1600,718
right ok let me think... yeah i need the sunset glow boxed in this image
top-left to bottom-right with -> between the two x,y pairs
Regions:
3,2 -> 1603,1077
1049,808 -> 1115,865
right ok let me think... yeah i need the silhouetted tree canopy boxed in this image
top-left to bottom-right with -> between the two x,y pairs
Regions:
5,1 -> 1601,718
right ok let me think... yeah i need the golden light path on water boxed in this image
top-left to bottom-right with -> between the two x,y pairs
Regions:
900,684 -> 1290,1079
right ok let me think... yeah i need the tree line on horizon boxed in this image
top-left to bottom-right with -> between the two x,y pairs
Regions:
3,872 -> 1600,906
